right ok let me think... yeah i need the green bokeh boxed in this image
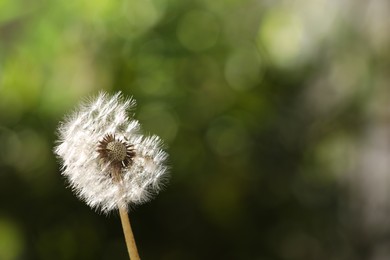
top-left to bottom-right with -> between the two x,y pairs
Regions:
0,0 -> 389,259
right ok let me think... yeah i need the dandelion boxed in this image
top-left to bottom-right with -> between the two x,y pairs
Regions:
54,91 -> 169,259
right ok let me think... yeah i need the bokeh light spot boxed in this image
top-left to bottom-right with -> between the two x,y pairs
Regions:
258,9 -> 304,68
14,130 -> 50,178
177,10 -> 220,52
224,45 -> 263,91
206,116 -> 248,156
0,217 -> 24,260
0,127 -> 21,168
121,0 -> 161,35
138,103 -> 178,143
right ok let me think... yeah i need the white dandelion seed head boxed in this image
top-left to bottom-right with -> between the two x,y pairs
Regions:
54,92 -> 169,213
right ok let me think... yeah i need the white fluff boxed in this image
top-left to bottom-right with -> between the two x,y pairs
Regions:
54,92 -> 169,213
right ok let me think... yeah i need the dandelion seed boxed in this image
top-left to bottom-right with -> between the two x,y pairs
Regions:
54,91 -> 169,259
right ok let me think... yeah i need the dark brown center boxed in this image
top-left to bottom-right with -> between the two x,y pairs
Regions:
97,134 -> 135,170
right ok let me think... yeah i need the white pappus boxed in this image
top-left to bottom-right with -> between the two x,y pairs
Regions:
54,92 -> 169,213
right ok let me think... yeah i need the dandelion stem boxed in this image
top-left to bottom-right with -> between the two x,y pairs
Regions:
119,207 -> 140,260
111,168 -> 140,260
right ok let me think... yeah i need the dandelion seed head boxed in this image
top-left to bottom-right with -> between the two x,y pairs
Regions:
97,133 -> 136,171
54,92 -> 169,213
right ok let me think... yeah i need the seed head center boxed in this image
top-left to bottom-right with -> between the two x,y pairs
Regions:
106,141 -> 127,162
97,134 -> 135,169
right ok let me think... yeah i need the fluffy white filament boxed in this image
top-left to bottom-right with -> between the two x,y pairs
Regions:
54,92 -> 168,213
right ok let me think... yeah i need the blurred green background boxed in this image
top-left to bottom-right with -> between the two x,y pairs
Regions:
1,0 -> 390,259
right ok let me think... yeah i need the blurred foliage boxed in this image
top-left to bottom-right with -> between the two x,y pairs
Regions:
1,0 -> 390,259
